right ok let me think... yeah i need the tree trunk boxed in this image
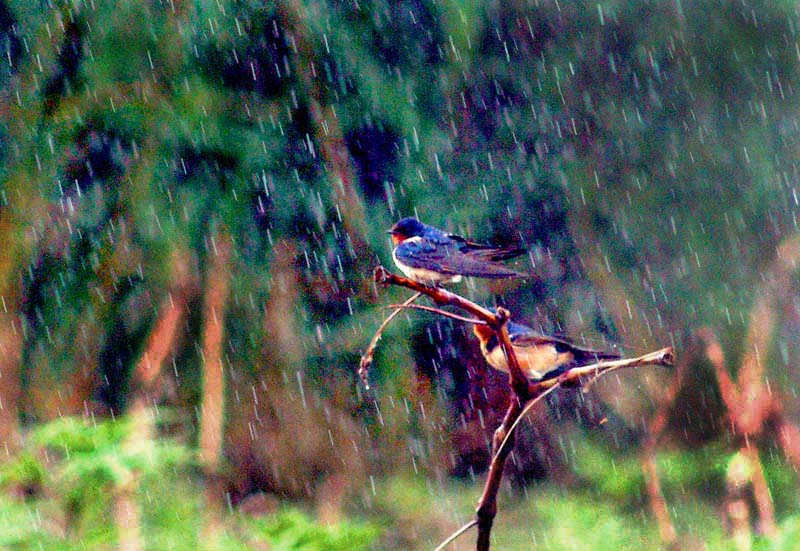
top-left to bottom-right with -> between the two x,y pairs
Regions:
197,228 -> 233,540
0,213 -> 24,453
114,480 -> 143,551
0,315 -> 22,455
117,250 -> 194,551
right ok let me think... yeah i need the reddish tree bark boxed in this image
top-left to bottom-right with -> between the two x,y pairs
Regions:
0,314 -> 22,455
198,230 -> 233,471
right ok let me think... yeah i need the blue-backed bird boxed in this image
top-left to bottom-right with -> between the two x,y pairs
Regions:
387,217 -> 527,285
473,317 -> 620,381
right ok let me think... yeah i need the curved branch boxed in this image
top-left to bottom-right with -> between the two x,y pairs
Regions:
373,266 -> 533,396
433,519 -> 478,551
384,303 -> 488,325
373,266 -> 497,321
496,385 -> 559,459
358,291 -> 421,389
475,348 -> 673,551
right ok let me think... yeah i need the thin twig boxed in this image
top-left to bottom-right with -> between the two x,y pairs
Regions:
495,348 -> 673,461
373,266 -> 498,322
544,348 -> 674,388
496,385 -> 559,459
358,291 -> 421,388
384,303 -> 488,325
373,266 -> 535,395
433,519 -> 479,551
579,349 -> 674,392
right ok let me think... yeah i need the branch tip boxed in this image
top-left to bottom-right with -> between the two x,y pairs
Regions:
373,265 -> 390,285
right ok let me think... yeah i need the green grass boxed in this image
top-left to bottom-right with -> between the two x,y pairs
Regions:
2,423 -> 799,551
1,468 -> 798,551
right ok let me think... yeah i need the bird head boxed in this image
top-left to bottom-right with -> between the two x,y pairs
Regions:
387,217 -> 426,245
472,308 -> 531,345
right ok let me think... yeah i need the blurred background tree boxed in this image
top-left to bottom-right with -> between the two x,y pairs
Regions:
0,0 -> 799,549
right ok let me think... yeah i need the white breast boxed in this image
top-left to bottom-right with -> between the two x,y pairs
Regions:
483,343 -> 509,373
481,341 -> 568,380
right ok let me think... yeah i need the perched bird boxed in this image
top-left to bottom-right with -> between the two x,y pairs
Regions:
473,317 -> 620,381
387,217 -> 527,285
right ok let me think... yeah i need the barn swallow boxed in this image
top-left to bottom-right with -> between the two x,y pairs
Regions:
387,217 -> 527,285
473,316 -> 620,381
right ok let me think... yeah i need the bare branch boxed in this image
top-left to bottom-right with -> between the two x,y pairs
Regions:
364,265 -> 674,551
496,385 -> 559,459
474,349 -> 673,550
384,303 -> 488,325
433,519 -> 478,551
495,348 -> 674,479
358,291 -> 421,388
545,347 -> 674,390
373,266 -> 498,322
373,266 -> 535,396
569,347 -> 674,392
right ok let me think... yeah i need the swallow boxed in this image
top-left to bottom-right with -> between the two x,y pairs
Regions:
473,317 -> 620,381
387,217 -> 527,285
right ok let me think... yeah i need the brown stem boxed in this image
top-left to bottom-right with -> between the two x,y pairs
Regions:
476,398 -> 524,551
373,266 -> 534,396
744,445 -> 777,538
133,294 -> 186,393
433,519 -> 478,551
642,452 -> 677,547
700,327 -> 782,541
384,303 -> 488,325
0,315 -> 22,454
774,414 -> 800,472
198,229 -> 232,472
640,340 -> 692,549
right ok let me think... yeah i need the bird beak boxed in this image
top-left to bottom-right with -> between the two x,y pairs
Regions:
386,229 -> 397,235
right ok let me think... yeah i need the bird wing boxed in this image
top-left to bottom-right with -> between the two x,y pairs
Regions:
467,246 -> 528,262
511,330 -> 620,361
442,252 -> 526,278
395,237 -> 524,278
447,234 -> 527,262
393,237 -> 453,270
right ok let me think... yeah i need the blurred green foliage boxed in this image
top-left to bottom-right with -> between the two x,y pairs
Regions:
0,415 -> 379,550
0,432 -> 798,549
257,509 -> 379,550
